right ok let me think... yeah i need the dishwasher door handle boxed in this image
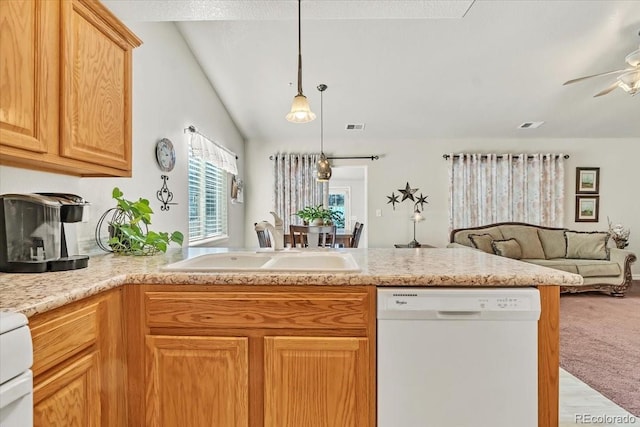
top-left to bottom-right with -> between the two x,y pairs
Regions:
436,310 -> 482,319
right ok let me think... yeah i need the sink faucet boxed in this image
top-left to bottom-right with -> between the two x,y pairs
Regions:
256,212 -> 284,250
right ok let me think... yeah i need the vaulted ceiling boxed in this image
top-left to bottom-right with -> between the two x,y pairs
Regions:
104,1 -> 640,141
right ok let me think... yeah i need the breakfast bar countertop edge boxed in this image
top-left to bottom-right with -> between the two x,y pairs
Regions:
0,247 -> 582,317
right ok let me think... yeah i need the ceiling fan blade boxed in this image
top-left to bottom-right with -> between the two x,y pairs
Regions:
593,81 -> 620,97
563,68 -> 632,85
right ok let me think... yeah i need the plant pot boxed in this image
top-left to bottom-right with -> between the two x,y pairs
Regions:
311,218 -> 324,226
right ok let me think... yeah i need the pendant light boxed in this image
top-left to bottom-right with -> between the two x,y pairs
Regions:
286,0 -> 316,123
316,83 -> 332,181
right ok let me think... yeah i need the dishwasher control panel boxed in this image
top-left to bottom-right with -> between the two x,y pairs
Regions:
377,288 -> 541,320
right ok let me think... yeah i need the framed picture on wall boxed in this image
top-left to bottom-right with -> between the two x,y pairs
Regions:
576,167 -> 600,194
575,196 -> 599,222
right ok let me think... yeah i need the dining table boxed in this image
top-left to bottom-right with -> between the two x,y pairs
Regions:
284,226 -> 353,248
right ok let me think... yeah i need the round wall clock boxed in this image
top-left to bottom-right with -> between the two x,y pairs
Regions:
155,138 -> 176,172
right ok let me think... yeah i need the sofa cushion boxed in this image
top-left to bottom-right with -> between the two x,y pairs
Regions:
454,227 -> 504,247
499,225 -> 546,259
468,234 -> 495,253
528,258 -> 621,278
524,259 -> 579,274
491,238 -> 522,259
537,228 -> 567,259
565,231 -> 609,260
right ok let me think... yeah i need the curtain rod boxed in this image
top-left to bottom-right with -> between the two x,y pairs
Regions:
184,125 -> 238,160
269,155 -> 379,161
442,154 -> 569,160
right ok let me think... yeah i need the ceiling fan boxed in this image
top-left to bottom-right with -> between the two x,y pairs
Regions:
563,39 -> 640,97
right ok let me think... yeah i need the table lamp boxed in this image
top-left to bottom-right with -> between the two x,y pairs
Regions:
407,208 -> 425,248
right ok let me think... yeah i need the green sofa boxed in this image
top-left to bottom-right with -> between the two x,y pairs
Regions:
448,222 -> 637,297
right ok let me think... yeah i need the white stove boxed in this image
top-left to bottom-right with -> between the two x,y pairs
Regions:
0,311 -> 33,427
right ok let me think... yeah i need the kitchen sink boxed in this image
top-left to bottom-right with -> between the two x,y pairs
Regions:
161,251 -> 360,273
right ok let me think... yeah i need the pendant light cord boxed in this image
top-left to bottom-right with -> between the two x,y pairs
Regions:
320,88 -> 324,153
296,0 -> 303,95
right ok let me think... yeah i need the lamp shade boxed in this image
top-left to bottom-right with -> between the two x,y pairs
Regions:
286,94 -> 316,123
317,153 -> 332,181
411,209 -> 425,222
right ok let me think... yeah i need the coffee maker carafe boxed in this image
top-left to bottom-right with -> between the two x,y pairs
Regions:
0,193 -> 90,273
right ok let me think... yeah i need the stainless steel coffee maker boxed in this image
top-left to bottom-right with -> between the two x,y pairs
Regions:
0,193 -> 90,273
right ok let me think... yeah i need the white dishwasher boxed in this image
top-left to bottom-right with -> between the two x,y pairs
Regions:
0,311 -> 34,427
377,288 -> 540,427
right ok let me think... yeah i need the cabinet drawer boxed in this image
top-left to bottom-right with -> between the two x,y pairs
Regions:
31,304 -> 98,376
145,290 -> 371,330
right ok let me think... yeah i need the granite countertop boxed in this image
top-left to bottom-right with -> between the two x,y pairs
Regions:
0,247 -> 582,317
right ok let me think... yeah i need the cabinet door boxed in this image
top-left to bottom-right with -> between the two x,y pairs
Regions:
264,336 -> 371,427
146,335 -> 249,427
59,0 -> 133,172
0,0 -> 57,153
33,352 -> 101,427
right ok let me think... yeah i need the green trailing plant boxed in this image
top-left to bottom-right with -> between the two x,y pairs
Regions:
107,187 -> 183,255
295,204 -> 343,225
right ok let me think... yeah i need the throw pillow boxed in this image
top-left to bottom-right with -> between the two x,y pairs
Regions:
564,231 -> 609,260
468,234 -> 495,253
537,228 -> 567,259
491,238 -> 523,259
499,225 -> 546,259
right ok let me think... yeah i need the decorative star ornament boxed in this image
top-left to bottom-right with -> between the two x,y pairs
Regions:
415,193 -> 429,210
386,192 -> 400,210
398,182 -> 418,202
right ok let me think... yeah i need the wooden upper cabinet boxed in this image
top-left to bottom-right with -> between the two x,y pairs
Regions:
0,0 -> 141,177
60,0 -> 140,172
0,0 -> 57,154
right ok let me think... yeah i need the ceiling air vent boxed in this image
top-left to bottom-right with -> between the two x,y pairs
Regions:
518,121 -> 544,129
345,123 -> 365,131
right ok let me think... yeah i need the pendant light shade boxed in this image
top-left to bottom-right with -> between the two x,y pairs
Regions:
316,83 -> 332,181
317,153 -> 332,181
286,94 -> 316,122
286,0 -> 315,123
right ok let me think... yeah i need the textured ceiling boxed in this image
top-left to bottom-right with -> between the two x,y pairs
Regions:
104,0 -> 640,141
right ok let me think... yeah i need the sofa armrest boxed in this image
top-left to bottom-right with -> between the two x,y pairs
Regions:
609,247 -> 637,265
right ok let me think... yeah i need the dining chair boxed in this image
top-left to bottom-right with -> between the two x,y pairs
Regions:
289,225 -> 337,248
254,222 -> 272,248
351,222 -> 364,248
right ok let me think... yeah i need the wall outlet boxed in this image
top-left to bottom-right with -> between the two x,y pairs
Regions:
376,209 -> 382,217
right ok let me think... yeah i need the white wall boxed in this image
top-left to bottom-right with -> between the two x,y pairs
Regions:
245,137 -> 640,274
0,22 -> 245,253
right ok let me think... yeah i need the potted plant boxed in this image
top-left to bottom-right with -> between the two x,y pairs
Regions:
107,187 -> 183,255
295,204 -> 343,226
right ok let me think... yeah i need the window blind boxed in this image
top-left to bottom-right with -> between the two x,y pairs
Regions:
189,144 -> 228,242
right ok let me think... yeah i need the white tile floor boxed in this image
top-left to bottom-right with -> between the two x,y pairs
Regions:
560,368 -> 638,426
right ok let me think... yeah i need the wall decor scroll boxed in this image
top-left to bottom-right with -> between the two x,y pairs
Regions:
157,175 -> 177,211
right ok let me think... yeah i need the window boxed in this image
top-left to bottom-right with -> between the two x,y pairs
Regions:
189,147 -> 228,242
328,187 -> 350,233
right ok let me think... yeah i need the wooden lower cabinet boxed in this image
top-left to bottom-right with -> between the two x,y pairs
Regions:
30,288 -> 127,427
145,335 -> 249,427
264,336 -> 370,427
128,285 -> 376,427
33,352 -> 101,426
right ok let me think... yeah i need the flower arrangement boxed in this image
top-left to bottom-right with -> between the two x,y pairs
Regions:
608,217 -> 630,249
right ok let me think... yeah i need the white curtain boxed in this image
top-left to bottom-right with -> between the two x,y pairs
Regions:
273,153 -> 328,232
448,153 -> 565,230
188,133 -> 238,175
